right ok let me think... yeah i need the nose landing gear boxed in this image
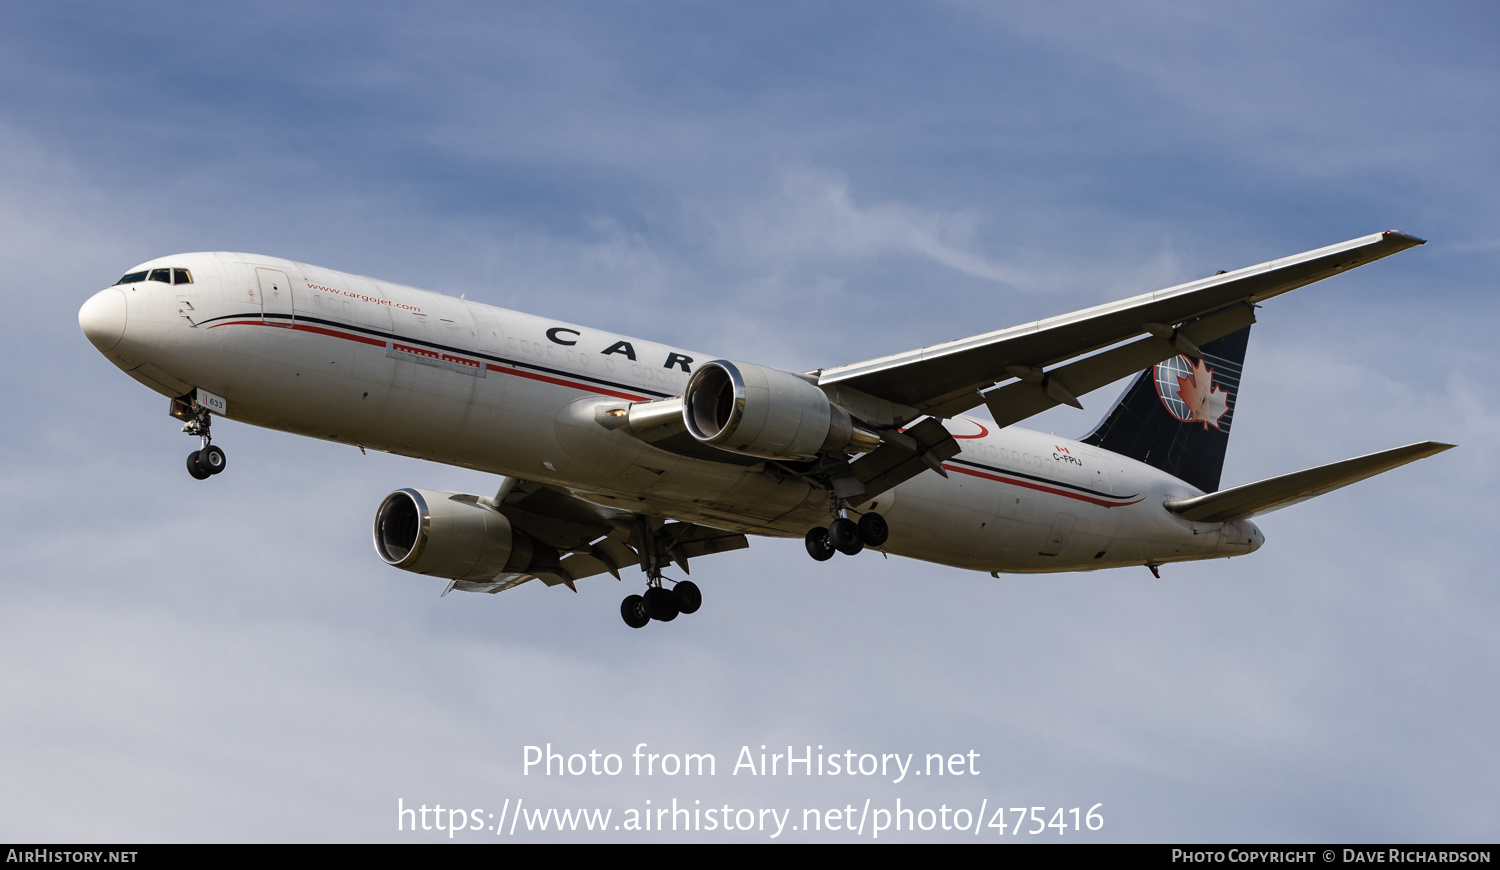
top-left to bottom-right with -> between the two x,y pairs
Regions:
187,443 -> 227,479
172,393 -> 227,480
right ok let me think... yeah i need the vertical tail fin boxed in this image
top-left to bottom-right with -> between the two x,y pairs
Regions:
1080,326 -> 1251,493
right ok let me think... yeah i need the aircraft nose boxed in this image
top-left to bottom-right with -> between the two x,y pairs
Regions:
79,288 -> 128,352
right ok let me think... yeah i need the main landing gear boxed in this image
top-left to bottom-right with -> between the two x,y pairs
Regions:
620,580 -> 702,629
619,518 -> 705,629
175,396 -> 227,480
805,506 -> 888,561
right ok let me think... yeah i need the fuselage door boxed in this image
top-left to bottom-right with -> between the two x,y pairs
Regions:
1039,512 -> 1076,557
256,268 -> 296,328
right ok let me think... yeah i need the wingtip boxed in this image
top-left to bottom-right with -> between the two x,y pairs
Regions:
1383,230 -> 1427,245
1407,440 -> 1456,457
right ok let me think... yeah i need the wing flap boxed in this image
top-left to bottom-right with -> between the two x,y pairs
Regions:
819,231 -> 1424,413
1164,441 -> 1454,523
659,522 -> 751,569
429,480 -> 755,595
550,538 -> 640,585
511,521 -> 747,589
981,304 -> 1257,428
845,417 -> 962,501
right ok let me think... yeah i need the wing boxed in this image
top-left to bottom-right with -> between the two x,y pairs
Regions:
817,231 -> 1425,419
578,233 -> 1425,509
452,478 -> 748,594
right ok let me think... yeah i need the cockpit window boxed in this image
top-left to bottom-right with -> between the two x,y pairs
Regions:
113,267 -> 193,286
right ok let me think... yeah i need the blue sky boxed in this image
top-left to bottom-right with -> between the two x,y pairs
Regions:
2,1 -> 1497,842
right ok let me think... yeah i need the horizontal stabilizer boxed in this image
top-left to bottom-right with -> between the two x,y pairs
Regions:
1164,441 -> 1454,523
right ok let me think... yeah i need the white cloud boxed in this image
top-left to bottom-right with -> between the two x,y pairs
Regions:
715,168 -> 1026,286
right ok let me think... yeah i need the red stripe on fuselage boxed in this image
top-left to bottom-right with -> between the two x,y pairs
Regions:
482,363 -> 649,402
945,463 -> 1145,508
205,319 -> 269,330
295,322 -> 387,347
951,419 -> 990,439
206,318 -> 651,401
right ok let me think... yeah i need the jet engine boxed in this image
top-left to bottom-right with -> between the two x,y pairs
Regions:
682,360 -> 879,461
373,488 -> 546,581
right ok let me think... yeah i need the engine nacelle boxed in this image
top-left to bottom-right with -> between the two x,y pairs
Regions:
372,488 -> 541,581
682,360 -> 878,460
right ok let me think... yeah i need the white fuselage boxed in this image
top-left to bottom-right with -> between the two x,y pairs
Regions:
82,252 -> 1263,576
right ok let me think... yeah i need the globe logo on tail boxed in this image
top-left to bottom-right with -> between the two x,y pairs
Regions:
1154,355 -> 1231,430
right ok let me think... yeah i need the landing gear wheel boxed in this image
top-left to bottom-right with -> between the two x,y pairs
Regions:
198,444 -> 227,475
643,587 -> 679,622
858,512 -> 889,547
805,527 -> 835,561
621,595 -> 650,629
186,450 -> 210,480
829,517 -> 864,555
673,580 -> 702,615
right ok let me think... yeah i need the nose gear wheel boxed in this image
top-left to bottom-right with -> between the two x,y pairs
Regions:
175,394 -> 228,480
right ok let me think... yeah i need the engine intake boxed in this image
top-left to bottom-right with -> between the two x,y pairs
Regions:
682,360 -> 878,460
373,488 -> 544,581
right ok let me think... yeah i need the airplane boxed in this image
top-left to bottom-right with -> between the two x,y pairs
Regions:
78,231 -> 1452,628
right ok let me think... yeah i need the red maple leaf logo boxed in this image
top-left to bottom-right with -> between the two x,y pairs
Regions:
1175,358 -> 1231,429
